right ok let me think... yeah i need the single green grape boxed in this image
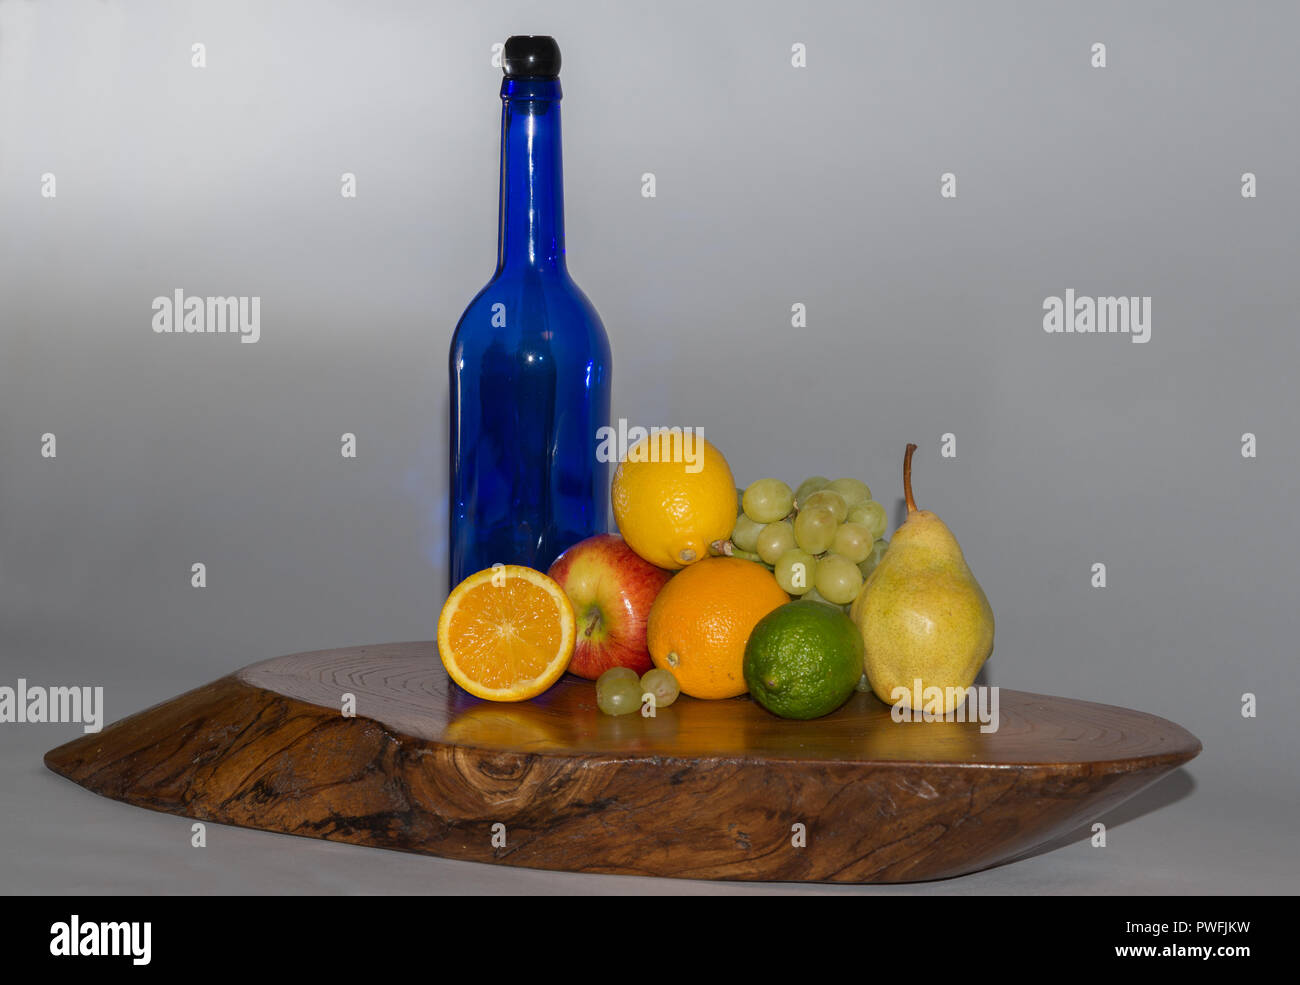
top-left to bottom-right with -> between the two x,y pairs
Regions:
801,489 -> 848,523
826,478 -> 871,508
742,478 -> 794,523
830,522 -> 873,563
775,549 -> 817,595
793,505 -> 838,554
847,500 -> 888,541
756,520 -> 796,565
731,513 -> 764,552
640,668 -> 680,709
596,676 -> 643,716
794,476 -> 830,506
596,666 -> 639,687
857,538 -> 889,578
816,553 -> 864,605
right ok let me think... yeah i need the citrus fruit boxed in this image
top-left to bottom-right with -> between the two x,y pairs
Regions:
437,565 -> 575,701
646,556 -> 788,699
743,600 -> 863,720
611,435 -> 736,570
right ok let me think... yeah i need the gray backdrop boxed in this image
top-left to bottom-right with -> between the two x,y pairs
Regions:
2,0 -> 1297,894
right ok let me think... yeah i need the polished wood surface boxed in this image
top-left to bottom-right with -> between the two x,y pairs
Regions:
45,641 -> 1201,883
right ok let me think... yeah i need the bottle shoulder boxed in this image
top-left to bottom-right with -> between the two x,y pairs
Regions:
452,268 -> 609,347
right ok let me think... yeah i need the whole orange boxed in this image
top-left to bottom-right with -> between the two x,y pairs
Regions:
646,557 -> 789,699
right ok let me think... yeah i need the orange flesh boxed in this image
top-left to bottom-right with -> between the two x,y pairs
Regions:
446,577 -> 566,688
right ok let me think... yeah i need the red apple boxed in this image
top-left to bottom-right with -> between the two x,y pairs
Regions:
547,534 -> 673,679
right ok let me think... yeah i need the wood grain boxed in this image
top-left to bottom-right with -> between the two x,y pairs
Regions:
45,641 -> 1201,883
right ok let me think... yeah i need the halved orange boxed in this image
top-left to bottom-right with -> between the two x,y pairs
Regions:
437,565 -> 576,701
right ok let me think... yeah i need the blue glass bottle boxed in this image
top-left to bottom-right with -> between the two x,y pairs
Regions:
449,36 -> 612,588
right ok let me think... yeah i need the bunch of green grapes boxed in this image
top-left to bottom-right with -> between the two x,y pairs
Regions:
721,476 -> 891,611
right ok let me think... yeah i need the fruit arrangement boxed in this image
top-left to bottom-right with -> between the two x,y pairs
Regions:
437,438 -> 993,723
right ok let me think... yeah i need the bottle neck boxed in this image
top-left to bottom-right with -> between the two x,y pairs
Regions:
496,78 -> 566,273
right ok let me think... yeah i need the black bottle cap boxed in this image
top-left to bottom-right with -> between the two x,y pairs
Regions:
503,36 -> 561,79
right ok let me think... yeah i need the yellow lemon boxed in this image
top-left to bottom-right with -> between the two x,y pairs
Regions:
611,435 -> 736,570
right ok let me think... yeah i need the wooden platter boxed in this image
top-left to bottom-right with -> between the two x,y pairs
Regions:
44,641 -> 1201,883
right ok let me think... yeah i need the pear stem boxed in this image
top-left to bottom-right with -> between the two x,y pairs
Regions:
903,443 -> 918,514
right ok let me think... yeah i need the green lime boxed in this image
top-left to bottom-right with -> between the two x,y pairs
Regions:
743,600 -> 864,720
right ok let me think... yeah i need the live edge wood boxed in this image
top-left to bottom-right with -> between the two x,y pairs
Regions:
45,642 -> 1200,883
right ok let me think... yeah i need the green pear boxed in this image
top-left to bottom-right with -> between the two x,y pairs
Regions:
850,444 -> 994,713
